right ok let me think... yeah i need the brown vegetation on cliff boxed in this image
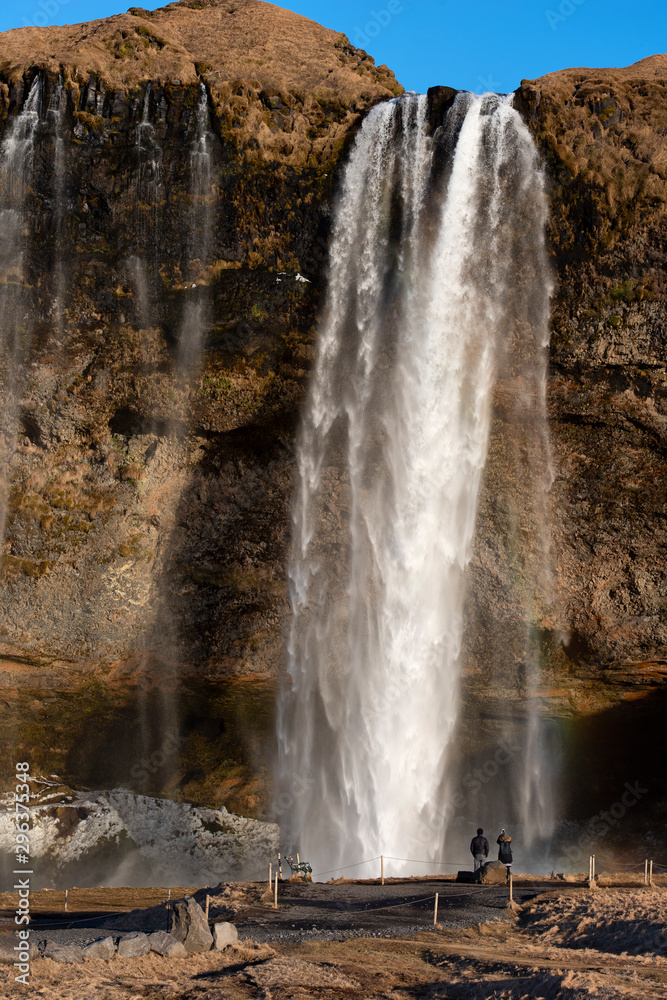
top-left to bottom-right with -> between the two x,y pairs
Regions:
0,0 -> 401,167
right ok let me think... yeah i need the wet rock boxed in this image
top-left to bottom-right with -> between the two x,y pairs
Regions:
171,897 -> 214,953
147,930 -> 187,957
82,936 -> 117,960
117,932 -> 151,957
426,85 -> 458,134
212,921 -> 239,950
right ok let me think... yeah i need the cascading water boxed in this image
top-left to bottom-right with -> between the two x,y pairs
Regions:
47,77 -> 66,339
178,82 -> 214,369
0,77 -> 41,548
133,82 -> 215,789
128,83 -> 162,330
277,90 -> 555,875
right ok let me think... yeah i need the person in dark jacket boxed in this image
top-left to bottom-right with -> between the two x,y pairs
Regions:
497,829 -> 513,878
470,828 -> 489,871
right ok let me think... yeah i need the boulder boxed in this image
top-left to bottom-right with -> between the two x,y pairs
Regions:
117,932 -> 151,958
477,861 -> 508,884
455,870 -> 476,883
171,897 -> 213,954
147,930 -> 187,958
0,934 -> 37,964
43,941 -> 84,964
211,922 -> 238,951
426,85 -> 459,135
82,936 -> 116,960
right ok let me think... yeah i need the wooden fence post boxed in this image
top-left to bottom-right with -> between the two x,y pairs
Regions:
381,855 -> 384,885
433,892 -> 439,926
205,894 -> 210,920
509,873 -> 513,905
649,860 -> 653,887
274,872 -> 279,909
64,888 -> 68,912
644,859 -> 648,886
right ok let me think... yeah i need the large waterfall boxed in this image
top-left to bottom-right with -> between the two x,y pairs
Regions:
278,91 -> 554,875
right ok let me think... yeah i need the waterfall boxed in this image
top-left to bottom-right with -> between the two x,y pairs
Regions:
0,77 -> 41,548
47,77 -> 66,339
129,83 -> 162,328
177,82 -> 214,369
277,91 -> 555,875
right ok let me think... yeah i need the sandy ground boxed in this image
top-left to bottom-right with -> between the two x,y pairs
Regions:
2,884 -> 667,998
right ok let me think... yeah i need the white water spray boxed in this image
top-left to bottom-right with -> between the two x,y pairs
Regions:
178,82 -> 214,368
278,91 -> 554,874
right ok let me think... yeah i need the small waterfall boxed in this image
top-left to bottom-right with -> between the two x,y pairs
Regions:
47,77 -> 67,339
278,91 -> 554,875
126,254 -> 152,331
130,83 -> 162,326
0,76 -> 41,548
177,82 -> 214,369
132,83 -> 215,792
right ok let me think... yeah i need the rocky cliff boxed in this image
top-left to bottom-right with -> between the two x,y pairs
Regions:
0,0 -> 664,829
0,0 -> 401,814
462,55 -> 667,828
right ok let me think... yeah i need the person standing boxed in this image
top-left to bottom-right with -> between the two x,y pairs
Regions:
497,828 -> 513,878
470,827 -> 489,871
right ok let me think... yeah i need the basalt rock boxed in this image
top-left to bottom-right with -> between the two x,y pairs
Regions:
212,920 -> 239,950
147,930 -> 187,957
0,0 -> 400,818
82,936 -> 117,960
171,897 -> 214,953
117,932 -> 151,957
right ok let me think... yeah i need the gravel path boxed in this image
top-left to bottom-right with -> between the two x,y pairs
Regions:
17,879 -> 549,949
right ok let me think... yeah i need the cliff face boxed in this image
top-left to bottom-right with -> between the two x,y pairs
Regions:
459,57 -> 667,827
0,0 -> 664,824
0,0 -> 401,813
524,56 -> 666,707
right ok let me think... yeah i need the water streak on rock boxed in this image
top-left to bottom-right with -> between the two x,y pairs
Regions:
0,77 -> 41,548
46,77 -> 67,339
177,81 -> 214,370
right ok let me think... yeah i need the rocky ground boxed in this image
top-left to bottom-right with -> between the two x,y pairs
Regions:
2,883 -> 667,998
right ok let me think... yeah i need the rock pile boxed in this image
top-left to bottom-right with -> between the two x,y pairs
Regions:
0,897 -> 239,965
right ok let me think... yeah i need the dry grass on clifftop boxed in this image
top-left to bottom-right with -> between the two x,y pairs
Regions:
519,54 -> 667,248
0,0 -> 402,167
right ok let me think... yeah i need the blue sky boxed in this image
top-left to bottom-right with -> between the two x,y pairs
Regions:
2,0 -> 663,95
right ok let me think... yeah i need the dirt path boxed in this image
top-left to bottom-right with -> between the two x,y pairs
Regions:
1,882 -> 666,998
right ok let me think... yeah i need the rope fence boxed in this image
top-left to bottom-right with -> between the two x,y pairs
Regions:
266,851 -> 667,887
23,852 -> 665,930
